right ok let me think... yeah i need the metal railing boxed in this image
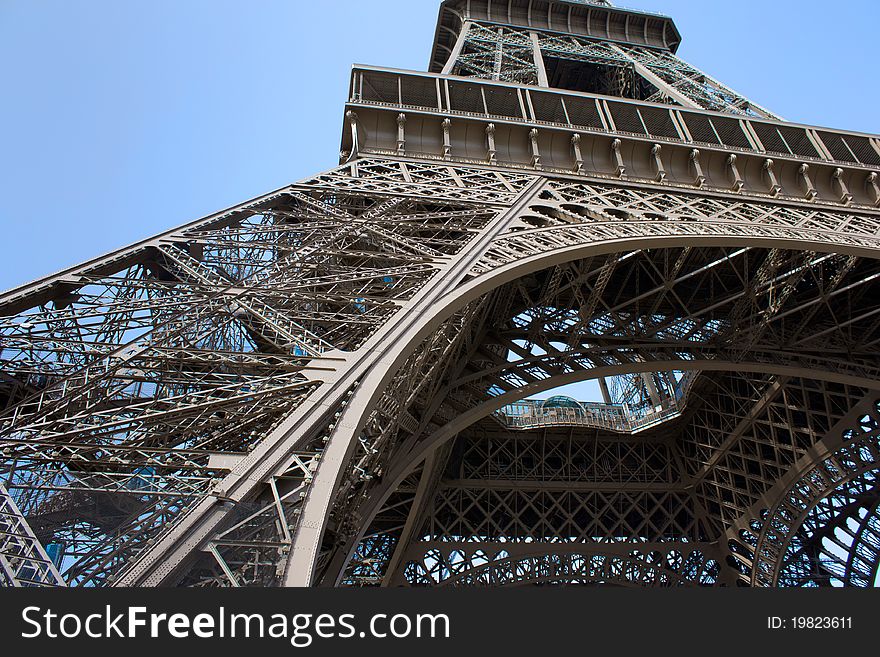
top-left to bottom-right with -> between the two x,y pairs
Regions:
494,371 -> 699,434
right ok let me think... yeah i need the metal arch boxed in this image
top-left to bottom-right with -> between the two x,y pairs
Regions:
5,180 -> 877,587
3,0 -> 880,589
290,229 -> 880,586
724,397 -> 878,521
757,439 -> 880,587
282,206 -> 880,586
317,367 -> 879,586
278,177 -> 547,586
835,493 -> 880,587
348,377 -> 872,587
731,398 -> 880,587
302,368 -> 880,585
422,228 -> 880,342
774,471 -> 880,587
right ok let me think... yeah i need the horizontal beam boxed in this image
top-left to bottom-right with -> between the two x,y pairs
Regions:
345,68 -> 880,209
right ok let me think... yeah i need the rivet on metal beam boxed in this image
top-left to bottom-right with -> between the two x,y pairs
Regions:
689,149 -> 705,188
651,144 -> 666,183
798,164 -> 818,201
726,154 -> 743,192
763,158 -> 781,196
571,133 -> 584,173
833,168 -> 853,205
611,138 -> 626,178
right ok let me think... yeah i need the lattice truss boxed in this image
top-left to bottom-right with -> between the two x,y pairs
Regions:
732,398 -> 880,588
536,29 -> 658,101
397,388 -> 878,588
0,0 -> 875,591
0,481 -> 65,587
0,158 -> 535,587
449,21 -> 778,119
474,181 -> 880,276
3,154 -> 880,587
616,44 -> 778,119
328,180 -> 880,588
451,23 -> 540,85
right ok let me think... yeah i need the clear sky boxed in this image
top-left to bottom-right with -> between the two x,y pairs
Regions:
0,0 -> 877,296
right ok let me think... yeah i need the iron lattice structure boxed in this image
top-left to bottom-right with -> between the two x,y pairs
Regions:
2,0 -> 880,588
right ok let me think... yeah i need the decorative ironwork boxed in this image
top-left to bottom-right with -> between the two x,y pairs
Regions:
1,1 -> 878,589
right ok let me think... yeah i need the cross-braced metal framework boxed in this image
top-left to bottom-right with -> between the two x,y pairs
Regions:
1,0 -> 878,588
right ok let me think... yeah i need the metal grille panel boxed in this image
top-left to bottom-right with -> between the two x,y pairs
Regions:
530,91 -> 568,124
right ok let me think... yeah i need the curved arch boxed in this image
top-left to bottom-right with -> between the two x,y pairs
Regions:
327,362 -> 880,587
468,224 -> 880,283
717,391 -> 880,587
402,360 -> 880,477
775,473 -> 880,587
287,228 -> 880,586
750,428 -> 880,587
840,495 -> 880,587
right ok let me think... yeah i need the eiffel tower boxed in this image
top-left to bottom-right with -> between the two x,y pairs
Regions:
2,0 -> 879,589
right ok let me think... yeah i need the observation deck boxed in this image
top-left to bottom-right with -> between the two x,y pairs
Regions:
494,371 -> 697,434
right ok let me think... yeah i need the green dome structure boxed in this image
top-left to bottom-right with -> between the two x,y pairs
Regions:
540,396 -> 586,417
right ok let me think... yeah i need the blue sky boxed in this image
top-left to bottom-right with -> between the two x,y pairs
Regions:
0,0 -> 877,296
